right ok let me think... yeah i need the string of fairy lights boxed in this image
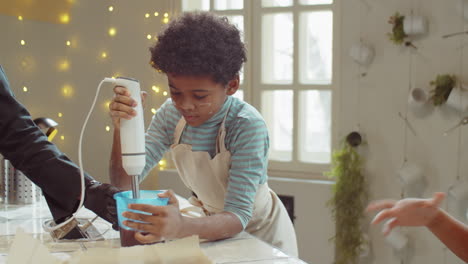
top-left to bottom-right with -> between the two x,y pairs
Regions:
13,2 -> 171,170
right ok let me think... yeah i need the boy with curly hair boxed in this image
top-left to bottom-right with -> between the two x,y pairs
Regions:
109,12 -> 298,256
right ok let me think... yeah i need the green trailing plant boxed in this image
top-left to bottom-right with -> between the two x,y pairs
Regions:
429,74 -> 457,106
325,139 -> 368,264
387,12 -> 416,48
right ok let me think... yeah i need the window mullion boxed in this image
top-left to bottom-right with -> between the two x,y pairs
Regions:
210,0 -> 215,11
243,0 -> 254,104
251,0 -> 262,109
292,0 -> 300,163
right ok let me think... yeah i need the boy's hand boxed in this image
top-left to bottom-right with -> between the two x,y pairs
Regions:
122,190 -> 184,243
367,192 -> 445,235
109,86 -> 147,128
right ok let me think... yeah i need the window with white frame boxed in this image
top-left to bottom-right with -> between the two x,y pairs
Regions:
181,0 -> 247,101
180,0 -> 338,177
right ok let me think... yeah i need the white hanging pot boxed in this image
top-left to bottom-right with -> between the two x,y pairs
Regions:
403,15 -> 428,36
408,87 -> 432,117
349,42 -> 375,66
408,87 -> 428,109
445,86 -> 468,113
397,162 -> 426,197
385,227 -> 408,251
397,162 -> 424,188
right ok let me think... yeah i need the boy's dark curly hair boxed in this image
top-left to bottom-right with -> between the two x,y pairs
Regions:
149,12 -> 246,85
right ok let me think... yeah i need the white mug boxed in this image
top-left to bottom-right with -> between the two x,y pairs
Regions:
408,88 -> 428,108
403,15 -> 428,35
349,42 -> 375,66
397,162 -> 424,188
385,226 -> 408,251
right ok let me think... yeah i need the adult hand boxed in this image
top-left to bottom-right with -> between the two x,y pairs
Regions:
367,192 -> 445,235
84,180 -> 121,230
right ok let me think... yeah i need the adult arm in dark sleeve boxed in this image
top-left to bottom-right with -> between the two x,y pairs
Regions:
0,65 -> 119,225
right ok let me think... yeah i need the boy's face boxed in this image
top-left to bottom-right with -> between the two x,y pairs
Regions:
167,74 -> 239,127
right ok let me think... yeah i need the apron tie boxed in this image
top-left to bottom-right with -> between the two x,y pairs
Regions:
180,196 -> 213,217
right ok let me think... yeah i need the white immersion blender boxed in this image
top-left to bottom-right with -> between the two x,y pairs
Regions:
43,76 -> 145,236
104,77 -> 146,198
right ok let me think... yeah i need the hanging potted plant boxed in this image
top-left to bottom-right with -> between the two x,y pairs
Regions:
325,132 -> 368,264
429,74 -> 457,107
441,75 -> 468,112
349,42 -> 375,66
387,12 -> 427,48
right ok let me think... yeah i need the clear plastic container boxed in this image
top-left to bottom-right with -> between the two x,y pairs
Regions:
114,190 -> 169,246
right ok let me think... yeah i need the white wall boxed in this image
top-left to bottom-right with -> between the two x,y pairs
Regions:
340,0 -> 468,263
0,0 -> 173,188
1,1 -> 467,263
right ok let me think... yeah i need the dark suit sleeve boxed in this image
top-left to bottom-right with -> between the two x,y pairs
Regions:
0,65 -> 94,221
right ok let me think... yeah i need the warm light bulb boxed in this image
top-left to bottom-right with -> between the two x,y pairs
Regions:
152,85 -> 160,93
59,13 -> 70,24
158,159 -> 167,170
145,13 -> 150,18
108,6 -> 114,12
151,108 -> 157,114
163,91 -> 168,96
108,27 -> 117,37
104,100 -> 112,110
60,135 -> 65,140
18,16 -> 23,21
101,52 -> 108,59
58,60 -> 70,71
164,13 -> 169,18
154,12 -> 159,17
66,40 -> 71,46
58,112 -> 63,117
105,125 -> 111,132
163,17 -> 169,24
61,85 -> 74,98
147,34 -> 152,40
20,40 -> 26,46
22,86 -> 28,92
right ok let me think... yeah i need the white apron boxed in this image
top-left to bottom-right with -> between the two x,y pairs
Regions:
170,112 -> 298,257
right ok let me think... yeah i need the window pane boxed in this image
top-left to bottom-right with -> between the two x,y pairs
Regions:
262,0 -> 293,7
299,11 -> 333,85
262,13 -> 293,84
298,90 -> 331,164
225,15 -> 245,84
233,89 -> 244,101
214,0 -> 243,10
299,0 -> 333,5
262,90 -> 293,162
225,16 -> 244,40
182,0 -> 209,11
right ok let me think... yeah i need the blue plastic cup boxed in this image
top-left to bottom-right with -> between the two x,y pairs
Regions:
114,190 -> 169,231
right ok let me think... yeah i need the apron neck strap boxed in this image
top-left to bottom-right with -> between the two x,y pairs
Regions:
173,118 -> 187,144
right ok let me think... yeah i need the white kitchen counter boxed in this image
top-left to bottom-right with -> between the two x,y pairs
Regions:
0,196 -> 307,263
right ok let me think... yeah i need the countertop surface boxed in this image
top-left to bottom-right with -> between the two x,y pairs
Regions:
0,195 -> 307,263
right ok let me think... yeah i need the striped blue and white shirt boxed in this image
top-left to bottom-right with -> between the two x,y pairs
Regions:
140,95 -> 269,228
